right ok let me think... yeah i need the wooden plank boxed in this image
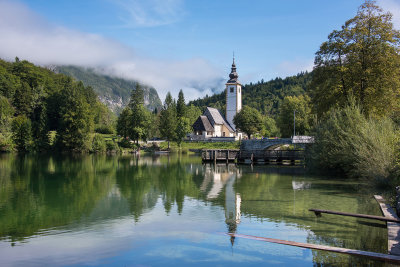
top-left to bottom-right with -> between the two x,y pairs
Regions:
227,233 -> 400,264
374,195 -> 400,256
309,208 -> 400,223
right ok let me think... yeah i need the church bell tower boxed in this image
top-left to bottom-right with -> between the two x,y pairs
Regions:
225,56 -> 242,131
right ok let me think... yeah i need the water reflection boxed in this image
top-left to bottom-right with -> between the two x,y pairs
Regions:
0,154 -> 388,266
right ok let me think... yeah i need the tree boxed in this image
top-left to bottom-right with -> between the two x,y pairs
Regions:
233,106 -> 263,139
277,95 -> 312,137
0,96 -> 14,151
177,89 -> 186,118
127,84 -> 152,143
57,79 -> 92,152
176,117 -> 191,147
116,107 -> 132,138
185,104 -> 202,125
11,115 -> 31,152
310,1 -> 400,118
263,116 -> 280,137
159,92 -> 177,149
129,104 -> 152,143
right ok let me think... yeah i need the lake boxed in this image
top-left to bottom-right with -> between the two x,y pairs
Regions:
0,154 -> 387,266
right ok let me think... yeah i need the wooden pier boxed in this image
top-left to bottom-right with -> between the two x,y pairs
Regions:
237,149 -> 304,164
202,149 -> 239,163
227,233 -> 400,264
201,149 -> 304,164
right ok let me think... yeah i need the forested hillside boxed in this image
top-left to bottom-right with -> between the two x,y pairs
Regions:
0,58 -> 115,152
188,71 -> 312,117
55,65 -> 162,114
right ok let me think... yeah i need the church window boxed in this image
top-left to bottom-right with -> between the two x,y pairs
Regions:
230,87 -> 234,93
238,88 -> 240,93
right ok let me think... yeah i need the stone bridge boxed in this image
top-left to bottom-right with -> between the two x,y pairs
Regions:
240,136 -> 314,151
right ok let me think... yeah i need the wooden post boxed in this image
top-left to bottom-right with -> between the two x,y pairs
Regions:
214,150 -> 216,164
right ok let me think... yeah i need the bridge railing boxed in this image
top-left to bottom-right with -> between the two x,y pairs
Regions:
238,149 -> 304,160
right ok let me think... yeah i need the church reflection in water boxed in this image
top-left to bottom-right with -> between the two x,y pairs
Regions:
199,164 -> 241,245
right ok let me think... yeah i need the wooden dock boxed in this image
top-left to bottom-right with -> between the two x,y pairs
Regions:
201,149 -> 304,164
227,233 -> 400,264
374,195 -> 400,256
201,149 -> 239,163
237,149 -> 304,164
309,208 -> 400,223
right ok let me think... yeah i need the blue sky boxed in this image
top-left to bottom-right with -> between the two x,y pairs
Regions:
1,0 -> 399,100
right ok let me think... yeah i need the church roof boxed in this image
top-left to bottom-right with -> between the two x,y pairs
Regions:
192,115 -> 213,132
204,107 -> 235,132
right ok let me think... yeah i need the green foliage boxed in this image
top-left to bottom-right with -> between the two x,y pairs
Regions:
176,117 -> 192,147
308,99 -> 399,183
0,96 -> 14,151
310,1 -> 400,118
91,134 -> 106,153
177,89 -> 186,118
277,95 -> 313,137
0,58 -> 115,153
55,65 -> 162,113
106,140 -> 119,152
116,107 -> 132,138
11,115 -> 32,152
263,116 -> 280,137
233,106 -> 263,138
185,104 -> 202,125
56,78 -> 93,152
159,92 -> 177,146
189,72 -> 312,116
128,85 -> 152,143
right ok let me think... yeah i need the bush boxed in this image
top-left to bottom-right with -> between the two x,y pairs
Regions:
106,140 -> 119,152
91,134 -> 106,153
308,100 -> 399,183
119,138 -> 133,149
95,125 -> 115,134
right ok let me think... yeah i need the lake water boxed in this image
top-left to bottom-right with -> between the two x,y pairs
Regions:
0,154 -> 387,266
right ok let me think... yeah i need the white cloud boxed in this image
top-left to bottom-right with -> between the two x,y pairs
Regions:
113,0 -> 185,28
378,0 -> 400,29
0,0 -> 223,101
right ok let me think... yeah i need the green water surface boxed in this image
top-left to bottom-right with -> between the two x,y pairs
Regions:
0,154 -> 387,266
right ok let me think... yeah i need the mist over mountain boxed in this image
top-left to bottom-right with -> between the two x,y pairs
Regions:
55,65 -> 162,114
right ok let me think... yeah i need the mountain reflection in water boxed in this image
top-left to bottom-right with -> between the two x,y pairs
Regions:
0,154 -> 388,266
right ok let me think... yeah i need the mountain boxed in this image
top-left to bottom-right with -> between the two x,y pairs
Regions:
188,71 -> 313,117
55,65 -> 162,114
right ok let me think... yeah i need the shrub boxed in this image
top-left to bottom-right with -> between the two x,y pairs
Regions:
308,100 -> 399,183
91,134 -> 106,153
95,125 -> 115,134
106,140 -> 119,152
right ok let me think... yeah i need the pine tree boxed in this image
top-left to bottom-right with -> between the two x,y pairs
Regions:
159,92 -> 177,149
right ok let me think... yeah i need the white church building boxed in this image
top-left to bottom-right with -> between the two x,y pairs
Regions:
191,58 -> 243,141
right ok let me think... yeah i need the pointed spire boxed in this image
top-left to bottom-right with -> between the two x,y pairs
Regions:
228,53 -> 239,83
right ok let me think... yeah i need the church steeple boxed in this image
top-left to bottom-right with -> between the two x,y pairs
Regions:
225,56 -> 242,133
228,55 -> 239,83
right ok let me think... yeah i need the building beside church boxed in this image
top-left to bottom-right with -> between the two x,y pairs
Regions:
191,58 -> 243,140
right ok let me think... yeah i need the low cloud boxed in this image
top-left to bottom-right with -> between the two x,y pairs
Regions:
0,0 -> 223,101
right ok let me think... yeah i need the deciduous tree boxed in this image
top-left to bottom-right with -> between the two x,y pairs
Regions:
233,106 -> 263,139
311,0 -> 400,118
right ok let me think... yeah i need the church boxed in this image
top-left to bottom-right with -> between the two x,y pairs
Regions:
191,58 -> 243,140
